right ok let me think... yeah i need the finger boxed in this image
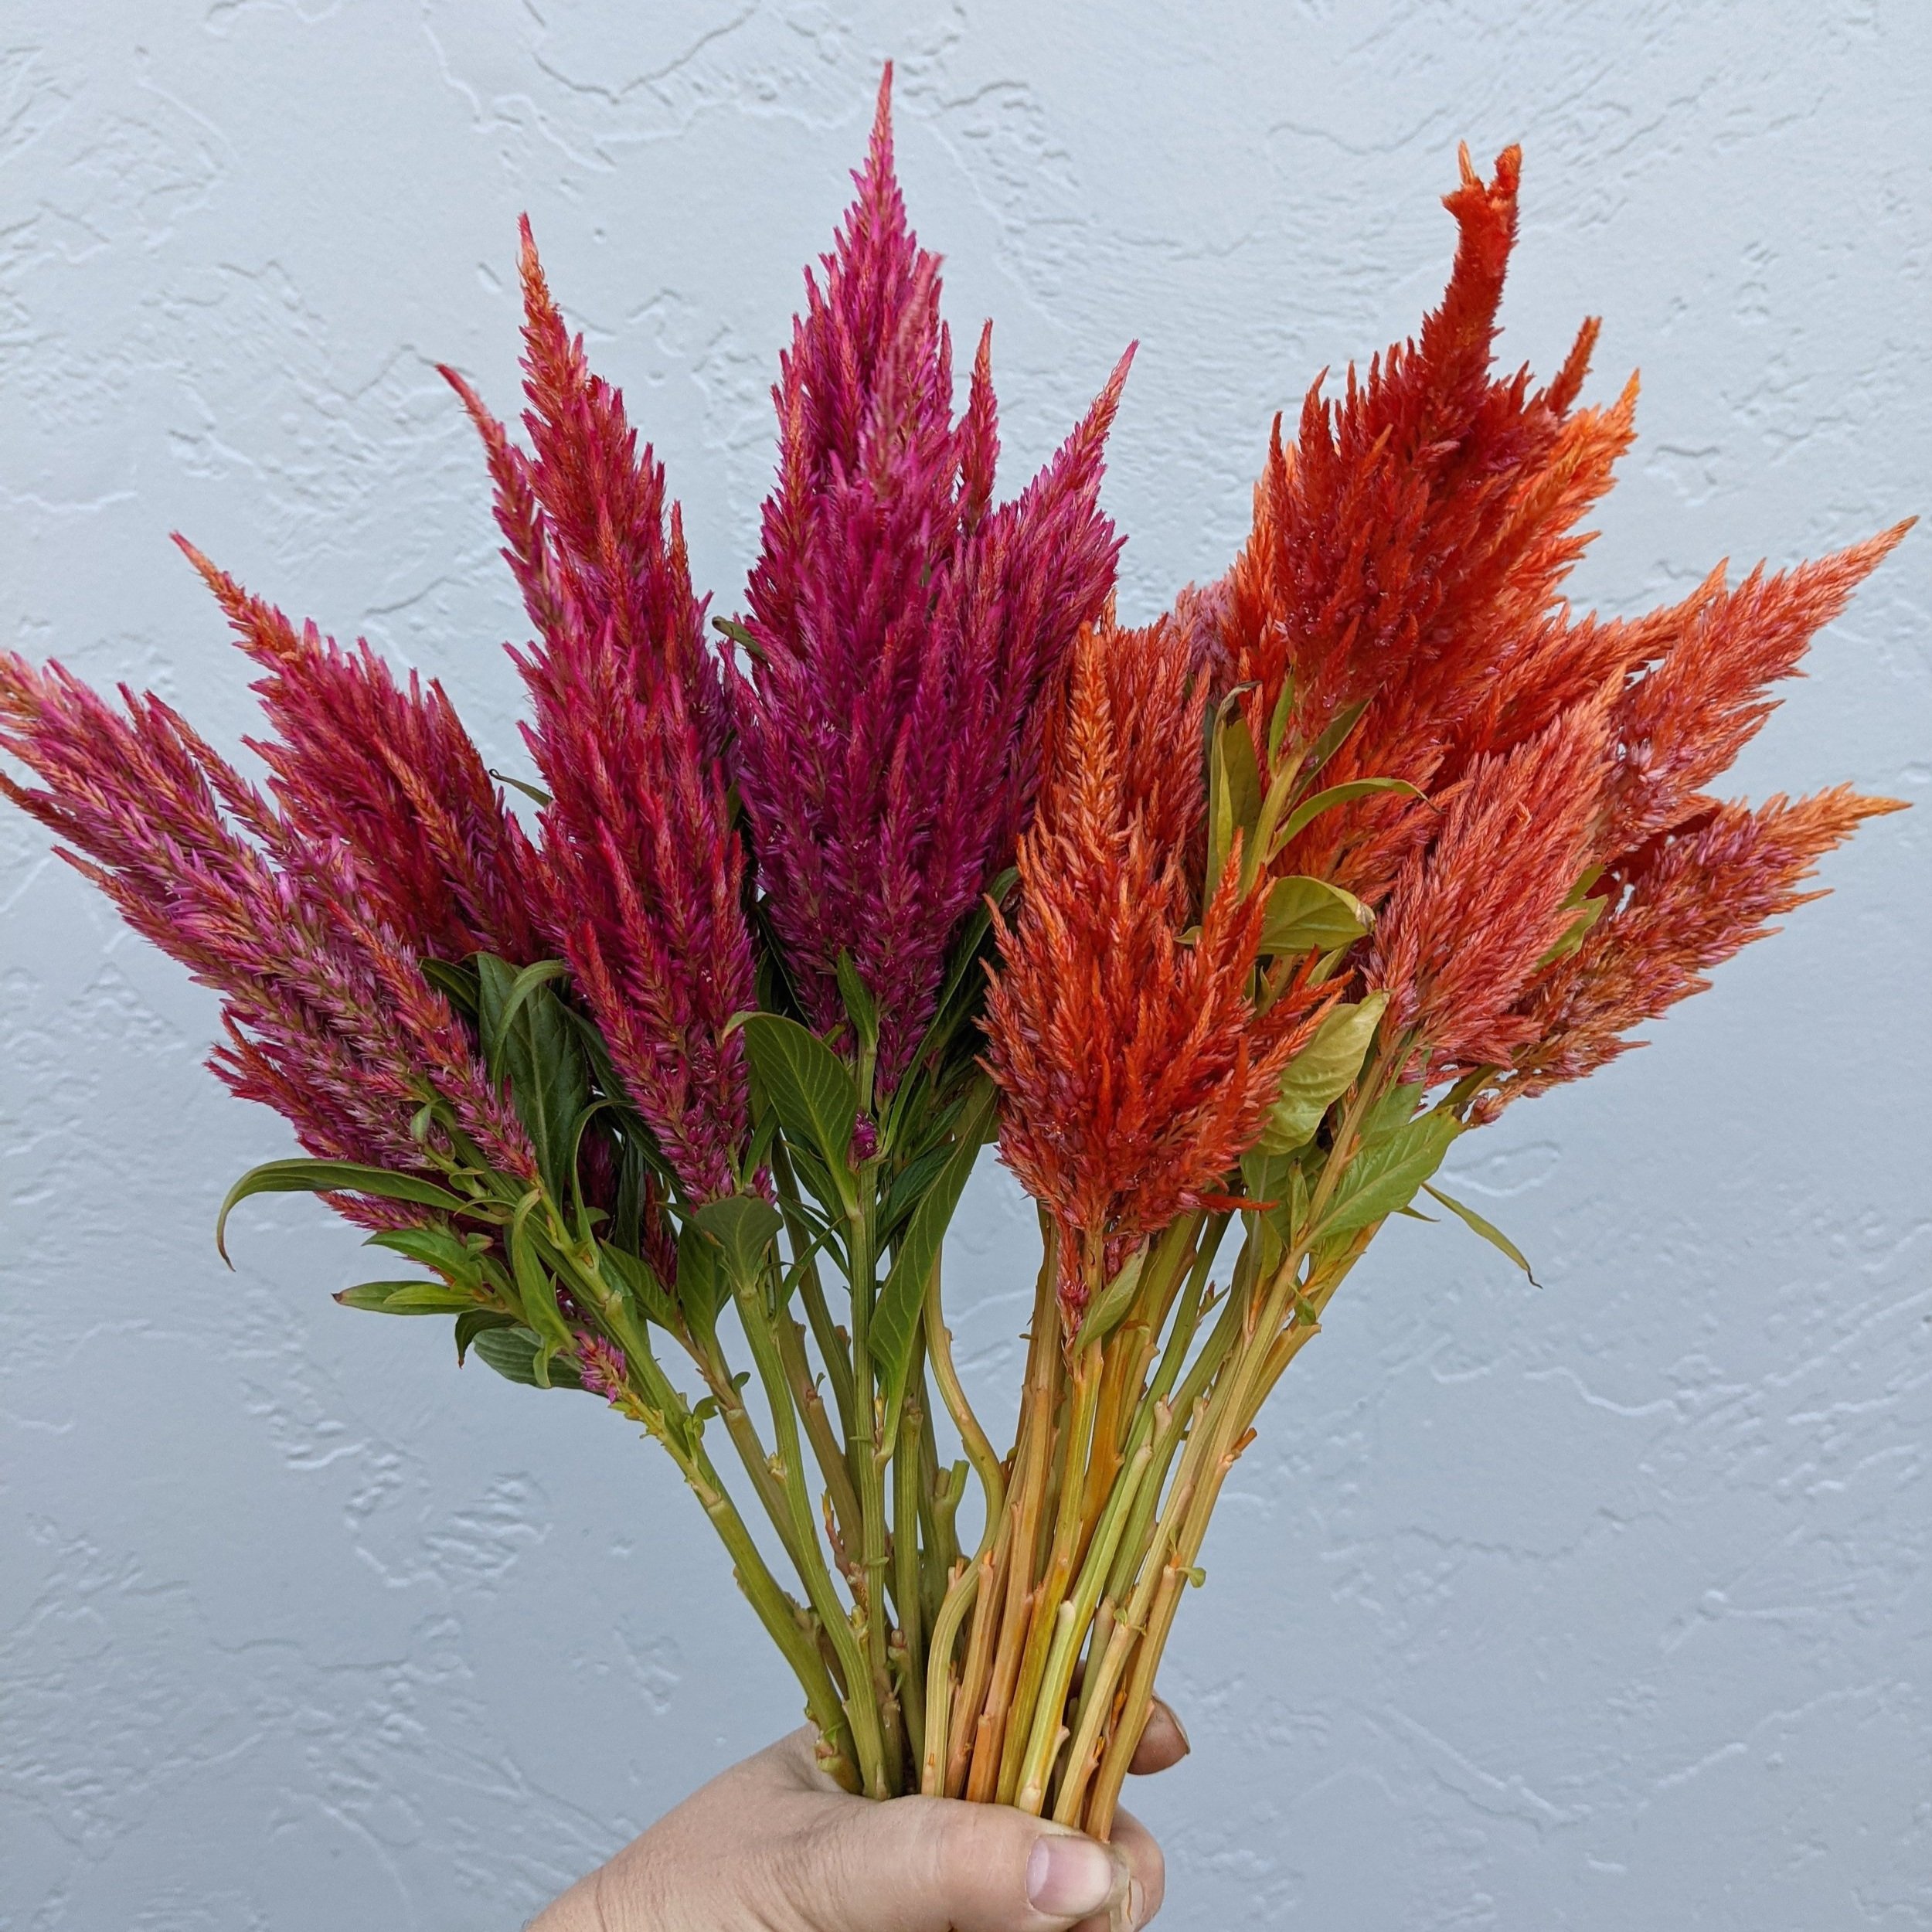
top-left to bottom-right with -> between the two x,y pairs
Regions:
1068,1804 -> 1163,1930
1128,1699 -> 1191,1777
801,1792 -> 1138,1932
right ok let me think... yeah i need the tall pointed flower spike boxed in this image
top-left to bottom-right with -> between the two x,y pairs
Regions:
442,222 -> 756,1202
984,618 -> 1323,1320
729,65 -> 1131,1090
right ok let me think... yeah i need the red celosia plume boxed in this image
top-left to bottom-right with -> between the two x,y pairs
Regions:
441,223 -> 755,1202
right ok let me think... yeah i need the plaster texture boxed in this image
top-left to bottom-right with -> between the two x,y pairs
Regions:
2,4 -> 1927,1927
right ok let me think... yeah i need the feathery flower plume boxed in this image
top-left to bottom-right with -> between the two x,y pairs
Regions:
442,223 -> 754,1202
729,67 -> 1130,1087
1368,699 -> 1610,1076
1220,145 -> 1628,904
1499,785 -> 1904,1104
985,618 -> 1321,1316
175,539 -> 544,966
0,656 -> 536,1207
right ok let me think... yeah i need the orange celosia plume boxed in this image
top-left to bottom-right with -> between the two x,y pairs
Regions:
983,617 -> 1321,1317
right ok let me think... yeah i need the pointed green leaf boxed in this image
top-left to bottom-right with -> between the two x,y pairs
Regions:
469,1324 -> 584,1390
1317,1105 -> 1461,1240
675,1217 -> 727,1345
834,951 -> 880,1060
1274,777 -> 1424,855
737,1012 -> 859,1192
334,1280 -> 476,1314
1423,1182 -> 1541,1286
1265,674 -> 1298,767
1079,1245 -> 1148,1348
475,956 -> 587,1199
216,1160 -> 467,1261
421,956 -> 480,1015
598,1240 -> 679,1330
1252,993 -> 1387,1155
1359,1075 -> 1428,1148
454,1308 -> 519,1363
489,768 -> 552,810
1298,696 -> 1370,787
508,1192 -> 571,1382
1259,876 -> 1373,957
692,1196 -> 785,1290
873,1078 -> 998,1413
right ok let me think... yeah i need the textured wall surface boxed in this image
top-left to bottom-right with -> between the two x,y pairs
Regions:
2,4 -> 1927,1927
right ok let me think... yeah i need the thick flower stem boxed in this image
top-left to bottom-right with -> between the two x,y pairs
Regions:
775,1304 -> 862,1560
893,1367 -> 929,1757
843,1185 -> 903,1794
730,1267 -> 889,1794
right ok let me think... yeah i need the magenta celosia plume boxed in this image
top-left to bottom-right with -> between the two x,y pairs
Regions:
0,657 -> 536,1215
727,68 -> 1132,1087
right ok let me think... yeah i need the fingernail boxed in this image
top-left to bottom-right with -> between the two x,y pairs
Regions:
1119,1876 -> 1148,1930
1026,1833 -> 1119,1918
1168,1703 -> 1192,1757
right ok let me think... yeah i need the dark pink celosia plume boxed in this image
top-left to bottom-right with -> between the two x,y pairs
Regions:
0,656 -> 537,1214
728,66 -> 1131,1087
175,539 -> 545,968
440,223 -> 754,1202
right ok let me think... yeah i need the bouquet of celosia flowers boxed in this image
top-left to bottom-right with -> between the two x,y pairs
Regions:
2,70 -> 1907,1835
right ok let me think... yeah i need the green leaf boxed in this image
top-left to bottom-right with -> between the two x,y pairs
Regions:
1359,1075 -> 1427,1148
476,956 -> 587,1199
490,768 -> 553,810
1317,1105 -> 1461,1240
675,1216 -> 727,1344
454,1308 -> 519,1363
1298,696 -> 1370,787
1423,1182 -> 1541,1286
711,615 -> 767,665
421,956 -> 480,1015
216,1160 -> 467,1261
1208,707 -> 1263,890
367,1224 -> 489,1287
1265,674 -> 1298,767
597,1241 -> 679,1331
834,952 -> 880,1061
335,1280 -> 474,1315
469,1324 -> 584,1390
1259,876 -> 1373,957
691,1195 -> 785,1290
508,1192 -> 571,1381
1535,889 -> 1609,970
872,1078 -> 998,1413
1274,777 -> 1424,855
1252,993 -> 1387,1155
737,1012 -> 859,1192
1080,1246 -> 1148,1347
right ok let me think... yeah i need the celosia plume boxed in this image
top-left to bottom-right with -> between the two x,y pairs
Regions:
729,67 -> 1130,1087
175,539 -> 544,967
442,223 -> 754,1202
985,618 -> 1322,1315
1499,785 -> 1904,1104
0,656 -> 536,1212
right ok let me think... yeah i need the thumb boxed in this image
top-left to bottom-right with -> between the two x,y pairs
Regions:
801,1792 -> 1138,1932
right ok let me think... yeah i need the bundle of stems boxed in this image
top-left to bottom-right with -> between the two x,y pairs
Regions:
0,67 -> 1908,1839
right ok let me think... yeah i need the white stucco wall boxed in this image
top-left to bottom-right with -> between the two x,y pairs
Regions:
2,5 -> 1927,1927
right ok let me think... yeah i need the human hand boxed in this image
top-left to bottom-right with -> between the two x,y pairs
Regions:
529,1701 -> 1189,1932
